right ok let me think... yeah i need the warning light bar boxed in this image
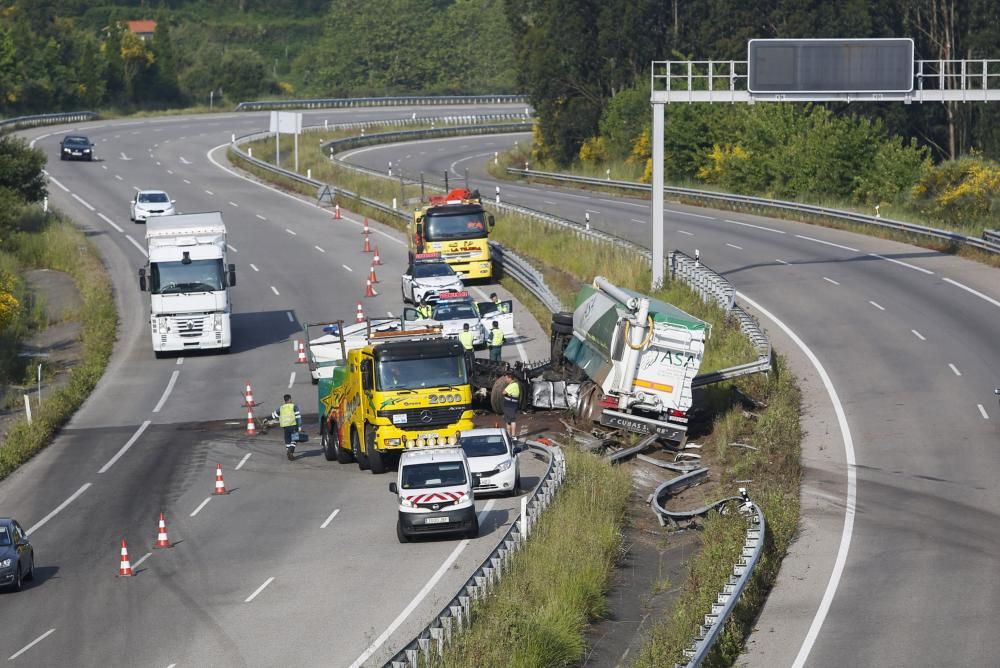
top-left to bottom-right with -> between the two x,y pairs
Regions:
414,252 -> 443,261
437,291 -> 470,300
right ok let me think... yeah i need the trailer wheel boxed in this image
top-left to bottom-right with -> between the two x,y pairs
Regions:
352,428 -> 369,471
366,425 -> 386,474
551,311 -> 574,334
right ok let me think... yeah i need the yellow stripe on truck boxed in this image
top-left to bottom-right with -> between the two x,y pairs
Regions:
634,378 -> 674,393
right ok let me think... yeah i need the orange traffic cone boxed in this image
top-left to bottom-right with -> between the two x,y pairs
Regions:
296,340 -> 307,364
246,407 -> 257,436
369,262 -> 379,284
119,539 -> 133,576
244,381 -> 256,407
213,463 -> 228,495
362,217 -> 370,235
334,203 -> 341,220
373,246 -> 382,266
154,513 -> 171,549
363,235 -> 372,253
364,278 -> 377,298
356,302 -> 365,323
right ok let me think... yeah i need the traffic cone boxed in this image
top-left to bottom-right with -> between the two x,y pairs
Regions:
365,278 -> 377,298
362,217 -> 370,235
296,340 -> 307,364
363,235 -> 372,253
369,262 -> 379,284
119,539 -> 133,576
213,463 -> 228,495
356,302 -> 365,323
373,246 -> 382,266
244,381 -> 256,407
246,407 -> 257,436
293,339 -> 303,363
334,203 -> 341,220
154,513 -> 171,549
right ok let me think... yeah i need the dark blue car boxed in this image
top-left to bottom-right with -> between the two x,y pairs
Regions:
0,518 -> 34,592
59,135 -> 94,161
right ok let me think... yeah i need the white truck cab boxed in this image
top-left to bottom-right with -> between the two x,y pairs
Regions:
389,446 -> 478,543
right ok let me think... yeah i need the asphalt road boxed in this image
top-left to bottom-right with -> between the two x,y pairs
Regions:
340,134 -> 1000,667
0,105 -> 549,668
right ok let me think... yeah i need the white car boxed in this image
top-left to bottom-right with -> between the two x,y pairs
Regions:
130,190 -> 176,223
410,291 -> 487,346
459,428 -> 522,497
389,446 -> 478,543
401,255 -> 464,305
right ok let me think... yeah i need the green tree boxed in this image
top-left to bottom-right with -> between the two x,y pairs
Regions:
218,47 -> 271,103
0,136 -> 47,203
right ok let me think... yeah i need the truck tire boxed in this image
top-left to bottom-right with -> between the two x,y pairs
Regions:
396,520 -> 410,543
465,515 -> 479,539
552,311 -> 574,335
352,428 -> 369,471
366,425 -> 386,474
490,377 -> 507,414
154,350 -> 165,359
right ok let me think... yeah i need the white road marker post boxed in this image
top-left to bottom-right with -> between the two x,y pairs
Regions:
24,394 -> 32,424
520,496 -> 529,539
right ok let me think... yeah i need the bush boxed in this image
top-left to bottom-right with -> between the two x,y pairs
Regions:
911,155 -> 1000,228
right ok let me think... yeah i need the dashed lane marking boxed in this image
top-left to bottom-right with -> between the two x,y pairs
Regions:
97,213 -> 123,233
70,193 -> 94,211
912,330 -> 926,341
320,508 -> 340,529
26,484 -> 91,536
948,363 -> 962,377
132,552 -> 153,569
244,577 -> 275,603
125,235 -> 148,257
235,453 -> 252,471
725,243 -> 743,250
775,259 -> 790,265
342,265 -> 353,272
725,219 -> 785,234
8,629 -> 56,661
271,286 -> 280,296
205,190 -> 214,196
288,372 -> 296,389
190,497 -> 211,517
250,264 -> 259,272
794,234 -> 859,253
226,244 -> 238,253
229,201 -> 239,208
677,230 -> 694,236
666,209 -> 714,220
941,277 -> 1000,310
98,420 -> 152,473
869,301 -> 885,311
255,214 -> 267,220
868,252 -> 934,275
285,228 -> 297,236
315,245 -> 326,253
978,404 -> 990,420
153,371 -> 180,413
823,277 -> 840,286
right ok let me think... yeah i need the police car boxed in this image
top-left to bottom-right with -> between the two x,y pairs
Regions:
401,253 -> 464,304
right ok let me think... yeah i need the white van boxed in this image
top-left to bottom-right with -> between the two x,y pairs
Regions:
389,447 -> 478,543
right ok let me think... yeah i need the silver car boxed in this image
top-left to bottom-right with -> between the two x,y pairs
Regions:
0,519 -> 34,592
130,190 -> 176,223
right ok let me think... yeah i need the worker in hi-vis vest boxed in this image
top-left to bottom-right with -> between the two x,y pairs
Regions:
271,393 -> 302,460
488,320 -> 504,361
417,297 -> 432,319
489,292 -> 509,313
458,323 -> 475,351
502,373 -> 520,440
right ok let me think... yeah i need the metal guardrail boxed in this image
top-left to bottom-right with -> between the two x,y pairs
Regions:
489,242 -> 564,313
0,111 -> 99,133
386,442 -> 567,667
322,121 -> 532,155
507,167 -> 1000,256
986,229 -> 1000,245
235,94 -> 529,112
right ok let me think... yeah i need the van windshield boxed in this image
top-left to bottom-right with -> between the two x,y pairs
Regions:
401,461 -> 467,489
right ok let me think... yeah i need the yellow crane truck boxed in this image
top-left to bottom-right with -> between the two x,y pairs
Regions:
409,188 -> 495,280
309,320 -> 475,474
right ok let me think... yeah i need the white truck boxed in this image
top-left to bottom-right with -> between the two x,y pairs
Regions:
137,212 -> 236,358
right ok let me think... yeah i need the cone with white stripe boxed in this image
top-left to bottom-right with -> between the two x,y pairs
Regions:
246,408 -> 256,436
373,245 -> 382,266
296,340 -> 307,364
213,463 -> 228,495
362,217 -> 370,235
364,278 -> 377,298
369,261 -> 379,284
243,381 -> 256,407
356,302 -> 365,323
334,203 -> 341,220
119,538 -> 133,576
154,512 -> 171,549
363,235 -> 372,253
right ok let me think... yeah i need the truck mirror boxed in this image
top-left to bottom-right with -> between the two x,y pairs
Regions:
138,268 -> 146,292
488,214 -> 495,227
228,263 -> 236,287
388,482 -> 398,494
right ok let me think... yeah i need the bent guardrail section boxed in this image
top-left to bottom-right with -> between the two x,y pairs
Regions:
386,442 -> 566,668
507,167 -> 1000,256
0,111 -> 99,133
235,94 -> 529,112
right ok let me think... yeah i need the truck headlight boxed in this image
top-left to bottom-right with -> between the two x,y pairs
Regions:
158,317 -> 168,332
385,438 -> 401,446
214,314 -> 223,331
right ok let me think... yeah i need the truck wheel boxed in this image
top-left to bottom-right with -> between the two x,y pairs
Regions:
328,422 -> 353,464
465,516 -> 479,539
154,350 -> 165,359
321,420 -> 336,461
352,428 -> 369,471
396,520 -> 410,543
366,425 -> 386,474
490,377 -> 507,414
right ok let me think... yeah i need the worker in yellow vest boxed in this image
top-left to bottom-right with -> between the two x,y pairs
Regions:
501,372 -> 521,440
488,320 -> 504,361
271,393 -> 302,460
489,292 -> 509,314
417,297 -> 432,319
458,323 -> 475,351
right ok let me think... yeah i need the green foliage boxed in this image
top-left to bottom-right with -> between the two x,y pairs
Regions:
0,135 -> 47,204
597,82 -> 650,160
911,155 -> 1000,229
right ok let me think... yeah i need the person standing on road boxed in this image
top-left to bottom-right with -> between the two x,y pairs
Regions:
458,322 -> 475,368
417,297 -> 433,319
488,320 -> 504,362
489,292 -> 509,313
501,373 -> 521,441
271,394 -> 302,460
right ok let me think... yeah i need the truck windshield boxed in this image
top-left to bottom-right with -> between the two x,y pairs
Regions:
377,356 -> 467,391
425,212 -> 487,241
150,258 -> 225,294
401,461 -> 467,490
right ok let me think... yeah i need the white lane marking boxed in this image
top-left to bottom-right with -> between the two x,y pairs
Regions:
775,258 -> 790,265
190,497 -> 212,517
249,263 -> 259,272
125,235 -> 148,257
948,363 -> 962,377
8,629 -> 56,661
869,300 -> 885,311
205,190 -> 214,196
543,200 -> 556,205
270,286 -> 280,296
244,577 -> 275,603
342,264 -> 353,272
288,372 -> 295,389
725,243 -> 743,250
166,169 -> 173,175
978,404 -> 990,420
734,295 -> 858,668
911,329 -> 926,341
941,277 -> 1000,310
320,508 -> 340,529
26,484 -> 92,536
448,151 -> 499,177
823,277 -> 840,286
794,234 -> 859,252
180,157 -> 192,165
166,664 -> 176,668
120,152 -> 132,161
98,213 -> 124,233
725,218 -> 785,234
226,244 -> 238,253
585,209 -> 601,215
285,228 -> 297,236
98,420 -> 152,473
867,252 -> 934,275
630,218 -> 647,225
70,193 -> 95,211
176,357 -> 184,365
153,371 -> 180,413
48,175 -> 70,192
255,214 -> 267,220
348,500 -> 497,668
114,175 -> 123,181
235,453 -> 252,471
229,201 -> 239,208
132,552 -> 153,569
677,230 -> 694,236
183,179 -> 191,184
132,186 -> 141,192
666,209 -> 714,220
156,161 -> 161,167
387,311 -> 394,318
314,245 -> 326,253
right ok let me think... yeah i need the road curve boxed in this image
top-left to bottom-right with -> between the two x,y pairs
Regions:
341,134 -> 1000,667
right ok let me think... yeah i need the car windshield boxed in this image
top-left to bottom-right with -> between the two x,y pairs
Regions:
401,461 -> 467,489
64,137 -> 89,146
412,263 -> 455,279
433,302 -> 478,321
0,526 -> 10,546
139,192 -> 169,204
425,212 -> 487,241
461,435 -> 509,457
377,355 -> 467,391
150,258 -> 225,294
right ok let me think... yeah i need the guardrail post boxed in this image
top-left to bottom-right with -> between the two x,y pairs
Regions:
248,147 -> 252,158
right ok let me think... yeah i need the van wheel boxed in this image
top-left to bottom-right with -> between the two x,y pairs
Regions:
366,425 -> 385,474
396,521 -> 410,543
352,428 -> 369,471
465,516 -> 479,539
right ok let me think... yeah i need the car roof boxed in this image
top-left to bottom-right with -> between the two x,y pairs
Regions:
137,190 -> 170,197
63,135 -> 90,141
459,428 -> 508,439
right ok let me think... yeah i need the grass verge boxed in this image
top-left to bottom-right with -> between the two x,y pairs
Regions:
0,212 -> 117,480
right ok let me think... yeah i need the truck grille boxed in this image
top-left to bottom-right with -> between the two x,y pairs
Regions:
379,404 -> 468,428
174,316 -> 207,338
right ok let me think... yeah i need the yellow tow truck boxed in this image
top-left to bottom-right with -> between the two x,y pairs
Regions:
409,188 -> 495,280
